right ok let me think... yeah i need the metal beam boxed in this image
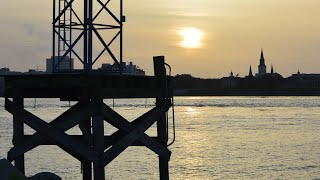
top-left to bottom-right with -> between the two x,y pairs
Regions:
102,102 -> 171,160
87,0 -> 94,70
101,101 -> 170,166
55,29 -> 84,64
52,0 -> 123,72
53,0 -> 75,24
54,31 -> 85,71
6,99 -> 97,162
22,135 -> 160,147
92,27 -> 120,68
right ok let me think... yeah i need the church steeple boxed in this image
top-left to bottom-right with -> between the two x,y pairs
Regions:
260,49 -> 265,65
258,49 -> 267,76
271,64 -> 274,74
249,65 -> 253,77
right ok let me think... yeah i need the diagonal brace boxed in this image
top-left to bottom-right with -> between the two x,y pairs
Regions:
5,99 -> 99,162
102,102 -> 171,160
92,26 -> 120,67
96,0 -> 121,24
8,101 -> 93,161
100,100 -> 171,167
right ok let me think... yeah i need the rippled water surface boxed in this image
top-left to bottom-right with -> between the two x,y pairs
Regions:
1,97 -> 320,179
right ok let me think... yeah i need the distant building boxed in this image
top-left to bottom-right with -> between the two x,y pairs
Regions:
46,56 -> 74,73
221,71 -> 241,88
259,63 -> 283,79
257,49 -> 266,76
0,68 -> 22,75
246,50 -> 283,79
125,62 -> 145,76
287,71 -> 320,89
99,61 -> 145,76
27,69 -> 46,74
0,68 -> 10,74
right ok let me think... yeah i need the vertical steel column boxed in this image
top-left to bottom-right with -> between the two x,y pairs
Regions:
63,0 -> 67,51
79,99 -> 93,180
52,0 -> 56,73
58,0 -> 62,71
153,56 -> 169,180
69,0 -> 73,70
12,98 -> 25,174
93,99 -> 105,180
88,0 -> 93,70
53,0 -> 123,72
119,0 -> 123,73
83,0 -> 88,69
81,117 -> 93,180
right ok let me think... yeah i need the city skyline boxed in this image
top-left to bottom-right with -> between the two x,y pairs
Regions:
0,1 -> 320,78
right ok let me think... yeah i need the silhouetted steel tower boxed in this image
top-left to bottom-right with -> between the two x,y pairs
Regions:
52,0 -> 124,72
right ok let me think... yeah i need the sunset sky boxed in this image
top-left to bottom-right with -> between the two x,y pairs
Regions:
0,0 -> 320,78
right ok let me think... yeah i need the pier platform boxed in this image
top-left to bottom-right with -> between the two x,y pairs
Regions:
0,73 -> 172,99
0,56 -> 173,180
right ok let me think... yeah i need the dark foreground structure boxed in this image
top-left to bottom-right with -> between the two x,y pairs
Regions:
0,0 -> 175,179
0,56 -> 173,180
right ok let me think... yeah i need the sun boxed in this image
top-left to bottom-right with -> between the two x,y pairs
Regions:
178,27 -> 203,48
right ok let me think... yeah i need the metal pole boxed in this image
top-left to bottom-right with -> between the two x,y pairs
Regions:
63,0 -> 67,51
69,0 -> 73,70
58,0 -> 61,72
84,0 -> 88,70
52,0 -> 56,73
88,0 -> 93,71
120,0 -> 123,74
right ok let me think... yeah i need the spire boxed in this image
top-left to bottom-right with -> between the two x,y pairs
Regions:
260,49 -> 265,63
249,65 -> 253,77
258,49 -> 267,76
230,70 -> 234,77
271,64 -> 274,74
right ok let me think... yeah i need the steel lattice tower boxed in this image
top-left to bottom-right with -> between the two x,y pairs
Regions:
52,0 -> 124,72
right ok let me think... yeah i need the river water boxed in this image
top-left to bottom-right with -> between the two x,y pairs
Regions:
0,97 -> 320,179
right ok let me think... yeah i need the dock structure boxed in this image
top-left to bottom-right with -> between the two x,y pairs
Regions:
0,0 -> 175,178
0,56 -> 173,179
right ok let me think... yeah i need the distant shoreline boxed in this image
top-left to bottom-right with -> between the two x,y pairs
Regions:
173,89 -> 320,96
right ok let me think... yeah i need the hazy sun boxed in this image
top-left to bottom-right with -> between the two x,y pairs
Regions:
179,27 -> 203,48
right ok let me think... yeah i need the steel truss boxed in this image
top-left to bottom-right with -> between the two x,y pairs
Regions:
52,0 -> 124,72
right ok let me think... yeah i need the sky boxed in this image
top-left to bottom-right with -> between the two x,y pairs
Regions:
0,0 -> 320,78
